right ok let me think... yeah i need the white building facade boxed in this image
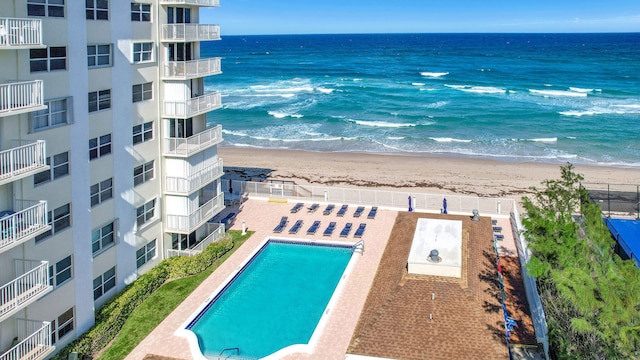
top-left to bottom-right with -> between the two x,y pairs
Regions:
0,1 -> 224,358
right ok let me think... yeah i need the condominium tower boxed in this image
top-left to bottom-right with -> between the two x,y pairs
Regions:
0,1 -> 225,357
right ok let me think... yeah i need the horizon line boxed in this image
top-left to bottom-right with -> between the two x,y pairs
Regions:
219,31 -> 640,37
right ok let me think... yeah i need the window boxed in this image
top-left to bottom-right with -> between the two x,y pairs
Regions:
31,97 -> 72,132
88,89 -> 111,112
90,178 -> 113,207
132,82 -> 152,102
167,7 -> 190,24
132,42 -> 153,63
87,44 -> 112,67
136,199 -> 156,227
35,203 -> 71,243
136,239 -> 156,268
92,222 -> 115,255
30,47 -> 67,72
133,122 -> 153,144
133,161 -> 154,186
34,151 -> 69,186
86,0 -> 108,20
50,307 -> 74,345
49,255 -> 72,287
28,0 -> 64,17
93,266 -> 116,300
168,118 -> 193,138
89,134 -> 112,160
131,3 -> 151,22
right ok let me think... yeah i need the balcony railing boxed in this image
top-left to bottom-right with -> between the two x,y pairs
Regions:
163,57 -> 222,80
0,201 -> 50,254
0,261 -> 52,323
0,319 -> 53,360
163,125 -> 223,157
0,141 -> 48,185
0,80 -> 46,117
160,0 -> 220,6
166,223 -> 225,257
165,193 -> 224,233
161,24 -> 220,42
163,91 -> 221,119
165,158 -> 224,195
0,18 -> 44,49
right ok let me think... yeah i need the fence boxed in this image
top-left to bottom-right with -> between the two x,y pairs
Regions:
222,179 -> 516,216
167,223 -> 226,257
581,182 -> 640,219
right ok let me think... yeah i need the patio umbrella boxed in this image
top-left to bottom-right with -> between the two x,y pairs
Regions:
408,195 -> 413,212
443,198 -> 448,214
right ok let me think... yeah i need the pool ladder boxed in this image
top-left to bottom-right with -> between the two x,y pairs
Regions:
218,347 -> 239,359
353,239 -> 365,255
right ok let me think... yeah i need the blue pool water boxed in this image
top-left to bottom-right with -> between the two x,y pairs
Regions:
187,240 -> 354,359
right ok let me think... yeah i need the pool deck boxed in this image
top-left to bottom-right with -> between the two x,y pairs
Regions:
127,198 -> 398,360
129,198 -> 535,360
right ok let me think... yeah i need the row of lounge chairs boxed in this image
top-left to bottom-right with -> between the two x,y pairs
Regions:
274,218 -> 367,238
492,219 -> 504,241
289,203 -> 378,219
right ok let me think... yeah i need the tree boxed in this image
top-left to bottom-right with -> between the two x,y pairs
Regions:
521,163 -> 640,359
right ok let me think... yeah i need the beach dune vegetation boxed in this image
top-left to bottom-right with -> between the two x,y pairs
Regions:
522,164 -> 640,359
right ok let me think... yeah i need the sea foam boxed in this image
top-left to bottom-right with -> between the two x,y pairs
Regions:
349,119 -> 417,128
529,89 -> 588,97
445,84 -> 506,94
420,72 -> 449,78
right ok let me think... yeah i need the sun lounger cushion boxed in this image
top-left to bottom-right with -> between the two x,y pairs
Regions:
354,223 -> 366,238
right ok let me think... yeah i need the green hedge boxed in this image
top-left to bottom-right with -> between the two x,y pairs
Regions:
53,234 -> 236,360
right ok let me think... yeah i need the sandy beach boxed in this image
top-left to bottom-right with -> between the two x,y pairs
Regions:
220,148 -> 640,199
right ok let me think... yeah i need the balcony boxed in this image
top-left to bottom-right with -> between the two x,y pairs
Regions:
163,57 -> 222,80
0,261 -> 52,323
0,80 -> 46,117
0,201 -> 50,254
0,319 -> 54,360
165,193 -> 224,233
163,91 -> 221,119
166,223 -> 225,257
160,0 -> 220,6
165,158 -> 224,195
0,141 -> 48,186
0,18 -> 44,49
161,24 -> 220,42
163,125 -> 222,158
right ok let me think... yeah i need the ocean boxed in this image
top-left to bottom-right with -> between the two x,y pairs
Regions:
203,33 -> 640,166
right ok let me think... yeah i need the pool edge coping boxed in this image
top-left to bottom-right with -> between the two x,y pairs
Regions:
175,236 -> 363,360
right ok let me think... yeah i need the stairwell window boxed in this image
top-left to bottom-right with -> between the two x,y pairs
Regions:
133,121 -> 153,144
136,199 -> 156,228
132,42 -> 153,63
29,46 -> 67,72
89,134 -> 112,160
90,178 -> 113,207
31,97 -> 72,132
131,3 -> 151,22
93,266 -> 116,300
28,0 -> 65,17
88,89 -> 111,112
132,82 -> 153,102
136,239 -> 156,268
86,0 -> 109,20
88,44 -> 112,68
134,161 -> 154,186
92,221 -> 115,255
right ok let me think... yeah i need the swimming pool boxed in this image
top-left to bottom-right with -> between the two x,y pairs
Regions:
178,239 -> 357,359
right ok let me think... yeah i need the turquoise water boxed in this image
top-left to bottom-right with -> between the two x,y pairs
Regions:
187,240 -> 353,359
204,33 -> 640,166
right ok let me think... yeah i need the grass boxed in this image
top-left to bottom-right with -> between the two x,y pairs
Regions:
98,230 -> 254,360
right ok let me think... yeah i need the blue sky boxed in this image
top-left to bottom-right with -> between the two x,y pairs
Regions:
201,0 -> 640,35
